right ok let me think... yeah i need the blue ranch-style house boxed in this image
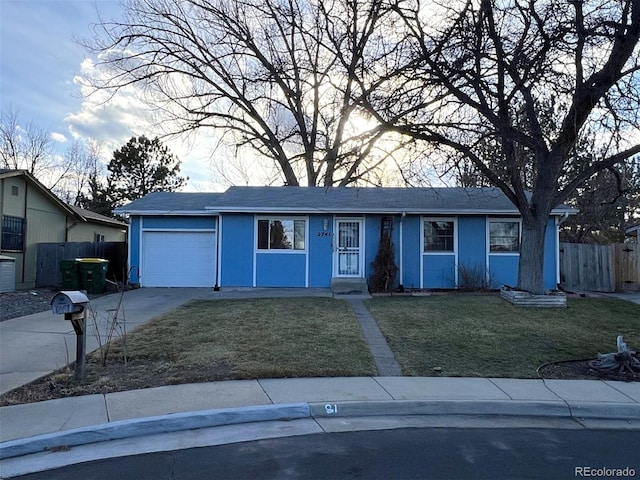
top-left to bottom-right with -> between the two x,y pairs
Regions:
114,187 -> 575,291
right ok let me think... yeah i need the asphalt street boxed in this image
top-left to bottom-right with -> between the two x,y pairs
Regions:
13,427 -> 640,480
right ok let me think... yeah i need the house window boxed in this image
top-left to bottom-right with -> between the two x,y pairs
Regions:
94,233 -> 105,243
11,186 -> 19,196
1,215 -> 25,251
257,219 -> 306,250
424,219 -> 455,252
489,221 -> 520,252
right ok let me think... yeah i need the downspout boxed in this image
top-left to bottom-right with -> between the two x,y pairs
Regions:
22,181 -> 28,284
0,179 -> 3,251
555,212 -> 570,288
65,218 -> 80,241
399,211 -> 406,287
214,215 -> 221,290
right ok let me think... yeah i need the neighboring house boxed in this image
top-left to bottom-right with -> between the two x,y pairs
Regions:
0,169 -> 128,289
627,225 -> 640,241
115,186 -> 576,291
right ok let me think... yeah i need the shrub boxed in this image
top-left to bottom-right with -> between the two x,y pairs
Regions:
370,235 -> 398,292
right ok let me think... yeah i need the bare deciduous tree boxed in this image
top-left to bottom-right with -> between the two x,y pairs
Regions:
0,109 -> 55,178
369,0 -> 640,293
53,139 -> 106,206
85,0 -> 407,186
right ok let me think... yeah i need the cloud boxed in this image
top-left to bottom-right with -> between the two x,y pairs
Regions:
65,54 -> 226,191
51,132 -> 68,143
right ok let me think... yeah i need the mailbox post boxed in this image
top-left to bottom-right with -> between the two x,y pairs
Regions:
50,291 -> 90,380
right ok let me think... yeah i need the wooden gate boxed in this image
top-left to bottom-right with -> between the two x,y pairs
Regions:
560,242 -> 639,292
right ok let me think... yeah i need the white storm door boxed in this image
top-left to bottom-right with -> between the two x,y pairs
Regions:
335,219 -> 364,277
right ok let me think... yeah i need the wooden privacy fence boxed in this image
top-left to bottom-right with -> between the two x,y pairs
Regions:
36,242 -> 127,288
560,242 -> 639,292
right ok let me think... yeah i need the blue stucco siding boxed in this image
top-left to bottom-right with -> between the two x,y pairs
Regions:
364,216 -> 378,282
489,255 -> 519,288
220,214 -> 254,287
399,216 -> 421,289
143,216 -> 217,229
129,216 -> 142,284
256,253 -> 306,287
457,216 -> 487,271
423,255 -> 457,288
308,215 -> 333,287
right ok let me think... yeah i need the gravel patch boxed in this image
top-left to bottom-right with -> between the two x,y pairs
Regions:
0,288 -> 57,322
0,288 -> 106,322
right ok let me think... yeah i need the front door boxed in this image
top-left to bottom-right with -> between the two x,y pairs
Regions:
335,219 -> 364,277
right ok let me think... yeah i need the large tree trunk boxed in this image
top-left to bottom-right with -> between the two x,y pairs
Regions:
517,216 -> 549,295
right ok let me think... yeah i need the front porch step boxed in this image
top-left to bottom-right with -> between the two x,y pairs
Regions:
331,277 -> 369,296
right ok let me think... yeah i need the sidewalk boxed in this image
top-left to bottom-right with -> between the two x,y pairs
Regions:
3,376 -> 640,443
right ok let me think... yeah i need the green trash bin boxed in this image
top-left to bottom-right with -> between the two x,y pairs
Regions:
60,259 -> 80,290
77,258 -> 109,294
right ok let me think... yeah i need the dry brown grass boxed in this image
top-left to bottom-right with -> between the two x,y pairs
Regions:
0,297 -> 376,406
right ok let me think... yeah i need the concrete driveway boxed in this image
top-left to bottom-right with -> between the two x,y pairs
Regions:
603,292 -> 640,305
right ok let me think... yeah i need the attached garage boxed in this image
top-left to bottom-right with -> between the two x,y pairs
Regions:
141,230 -> 217,287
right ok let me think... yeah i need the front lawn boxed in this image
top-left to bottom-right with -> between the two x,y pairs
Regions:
367,294 -> 640,378
2,293 -> 638,406
0,297 -> 376,405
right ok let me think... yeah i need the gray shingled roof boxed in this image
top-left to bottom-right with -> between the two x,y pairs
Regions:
114,192 -> 224,213
116,187 -> 576,215
69,206 -> 128,227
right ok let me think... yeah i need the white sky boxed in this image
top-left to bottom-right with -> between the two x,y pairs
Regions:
0,0 -> 221,191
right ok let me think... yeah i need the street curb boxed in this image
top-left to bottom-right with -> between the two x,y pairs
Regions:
0,403 -> 310,460
309,400 -> 571,418
2,400 -> 640,461
568,402 -> 640,420
309,400 -> 640,421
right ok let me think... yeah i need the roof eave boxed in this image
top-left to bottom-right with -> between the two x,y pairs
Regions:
206,206 -> 577,215
86,218 -> 129,228
114,209 -> 220,216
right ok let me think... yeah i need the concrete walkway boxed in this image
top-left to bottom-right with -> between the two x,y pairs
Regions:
348,299 -> 403,376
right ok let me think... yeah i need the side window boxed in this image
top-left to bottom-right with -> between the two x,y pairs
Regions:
423,220 -> 454,252
1,216 -> 25,252
489,221 -> 520,252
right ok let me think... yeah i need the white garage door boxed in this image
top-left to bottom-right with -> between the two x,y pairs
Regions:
142,231 -> 216,287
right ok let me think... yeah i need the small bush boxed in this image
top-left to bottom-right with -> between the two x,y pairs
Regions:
457,262 -> 496,290
370,235 -> 398,292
